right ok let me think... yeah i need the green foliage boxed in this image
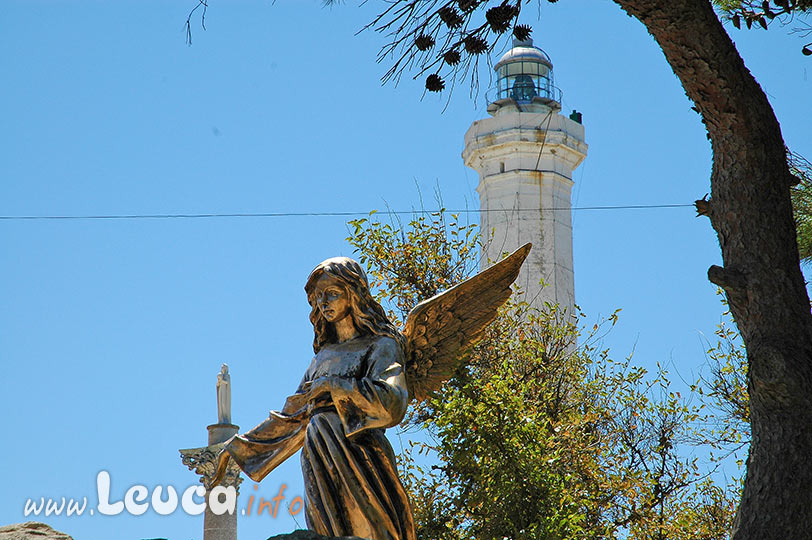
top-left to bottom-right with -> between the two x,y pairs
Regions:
693,292 -> 750,488
712,0 -> 811,53
347,209 -> 478,322
347,212 -> 745,540
789,151 -> 812,263
701,314 -> 750,429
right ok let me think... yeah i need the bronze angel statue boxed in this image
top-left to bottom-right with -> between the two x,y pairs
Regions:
212,243 -> 531,540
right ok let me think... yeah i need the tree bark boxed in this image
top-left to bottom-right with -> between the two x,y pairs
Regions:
611,0 -> 812,537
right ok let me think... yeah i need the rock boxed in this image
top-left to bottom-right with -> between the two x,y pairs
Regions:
0,522 -> 73,540
265,531 -> 368,540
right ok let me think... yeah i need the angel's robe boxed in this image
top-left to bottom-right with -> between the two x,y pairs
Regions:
223,334 -> 416,540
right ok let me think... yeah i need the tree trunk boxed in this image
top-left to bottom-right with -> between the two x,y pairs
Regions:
611,0 -> 812,537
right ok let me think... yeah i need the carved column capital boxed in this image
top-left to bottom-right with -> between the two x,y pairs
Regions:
180,444 -> 243,491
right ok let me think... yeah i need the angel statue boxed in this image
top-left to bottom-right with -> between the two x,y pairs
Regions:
212,243 -> 531,540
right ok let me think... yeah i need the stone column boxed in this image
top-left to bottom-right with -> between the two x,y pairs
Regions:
204,423 -> 240,540
180,426 -> 242,540
180,364 -> 242,540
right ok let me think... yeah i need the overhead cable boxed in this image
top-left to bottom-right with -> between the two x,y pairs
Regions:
0,204 -> 694,221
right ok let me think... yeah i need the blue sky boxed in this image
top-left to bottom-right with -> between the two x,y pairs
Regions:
1,1 -> 810,539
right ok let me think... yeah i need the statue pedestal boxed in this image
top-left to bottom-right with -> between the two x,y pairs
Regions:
180,423 -> 242,540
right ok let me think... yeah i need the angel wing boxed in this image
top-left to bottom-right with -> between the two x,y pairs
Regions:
402,243 -> 531,402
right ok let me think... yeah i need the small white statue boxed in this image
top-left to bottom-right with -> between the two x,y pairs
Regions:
216,364 -> 231,425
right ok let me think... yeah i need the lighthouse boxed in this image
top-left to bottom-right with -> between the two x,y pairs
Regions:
462,38 -> 588,314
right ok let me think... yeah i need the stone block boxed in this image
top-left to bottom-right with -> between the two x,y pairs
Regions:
0,522 -> 73,540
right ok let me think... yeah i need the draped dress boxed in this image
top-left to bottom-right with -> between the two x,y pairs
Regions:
222,334 -> 416,540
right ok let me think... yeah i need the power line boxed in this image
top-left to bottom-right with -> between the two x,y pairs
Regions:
0,204 -> 694,221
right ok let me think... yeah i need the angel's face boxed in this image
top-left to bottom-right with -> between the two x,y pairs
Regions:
313,274 -> 352,324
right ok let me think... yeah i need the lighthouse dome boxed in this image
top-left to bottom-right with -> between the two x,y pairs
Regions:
494,39 -> 553,70
490,38 -> 561,108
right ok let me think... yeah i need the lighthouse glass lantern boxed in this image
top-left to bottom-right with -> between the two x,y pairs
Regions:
493,38 -> 560,107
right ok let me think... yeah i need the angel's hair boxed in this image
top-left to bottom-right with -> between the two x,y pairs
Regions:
304,257 -> 403,354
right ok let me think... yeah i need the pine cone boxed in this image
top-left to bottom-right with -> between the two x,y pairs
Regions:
415,34 -> 435,51
425,74 -> 445,92
464,35 -> 488,55
443,49 -> 462,66
513,24 -> 532,42
438,6 -> 464,29
458,0 -> 479,12
486,3 -> 517,33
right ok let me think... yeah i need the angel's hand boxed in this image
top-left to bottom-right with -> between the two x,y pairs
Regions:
208,449 -> 231,489
307,376 -> 335,400
281,377 -> 336,415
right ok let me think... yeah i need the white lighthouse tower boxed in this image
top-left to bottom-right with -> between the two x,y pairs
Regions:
463,38 -> 587,314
